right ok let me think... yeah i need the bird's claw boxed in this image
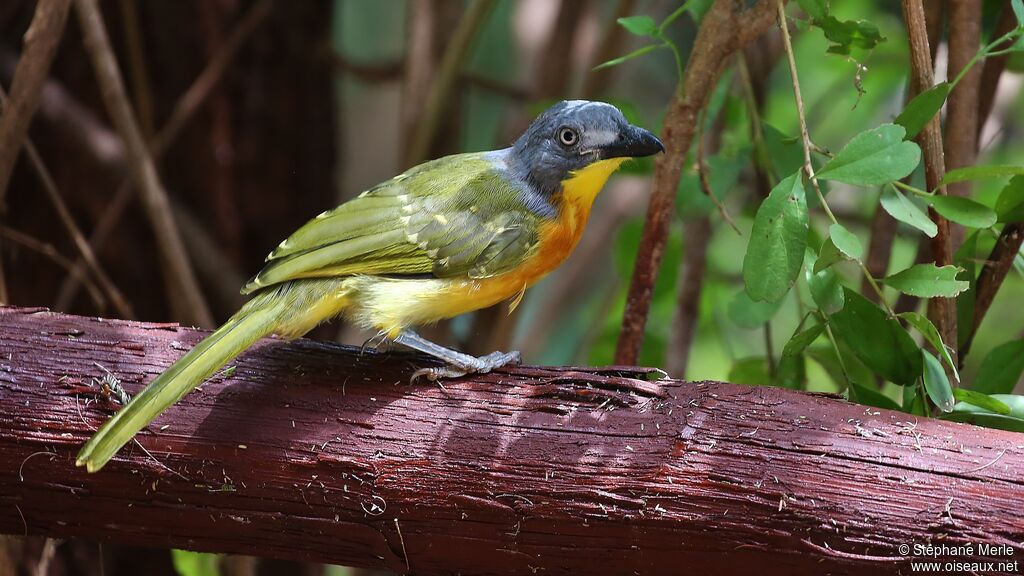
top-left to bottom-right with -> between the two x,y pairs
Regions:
409,350 -> 522,384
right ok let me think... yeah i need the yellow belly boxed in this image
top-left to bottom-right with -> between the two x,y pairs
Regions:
345,158 -> 626,337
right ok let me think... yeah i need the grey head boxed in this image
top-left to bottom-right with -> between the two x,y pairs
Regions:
510,100 -> 664,196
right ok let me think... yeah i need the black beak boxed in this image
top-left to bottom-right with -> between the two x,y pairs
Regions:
600,125 -> 665,159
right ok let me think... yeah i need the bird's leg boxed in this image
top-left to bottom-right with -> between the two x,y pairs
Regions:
393,330 -> 521,382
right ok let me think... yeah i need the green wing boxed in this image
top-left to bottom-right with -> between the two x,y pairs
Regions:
242,153 -> 545,294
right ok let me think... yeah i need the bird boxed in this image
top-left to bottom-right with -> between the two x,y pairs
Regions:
76,100 -> 664,472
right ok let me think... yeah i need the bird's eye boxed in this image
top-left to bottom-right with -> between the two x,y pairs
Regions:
557,127 -> 578,146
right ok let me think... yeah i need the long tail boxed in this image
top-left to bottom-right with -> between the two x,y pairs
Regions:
76,280 -> 346,472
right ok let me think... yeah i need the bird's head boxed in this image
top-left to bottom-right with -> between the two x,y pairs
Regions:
511,100 -> 664,196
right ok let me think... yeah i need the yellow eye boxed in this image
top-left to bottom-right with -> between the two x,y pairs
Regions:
558,127 -> 578,146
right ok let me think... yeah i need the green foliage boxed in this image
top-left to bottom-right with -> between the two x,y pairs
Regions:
972,340 -> 1024,395
782,321 -> 826,359
995,175 -> 1024,222
882,264 -> 969,298
579,0 -> 1024,428
796,0 -> 885,56
899,312 -> 958,382
829,289 -> 921,386
816,124 -> 921,186
880,186 -> 937,237
743,171 -> 808,302
925,196 -> 998,229
921,350 -> 954,412
942,165 -> 1024,185
893,83 -> 950,139
172,550 -> 220,576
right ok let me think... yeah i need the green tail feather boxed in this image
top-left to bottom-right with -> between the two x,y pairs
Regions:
76,295 -> 285,472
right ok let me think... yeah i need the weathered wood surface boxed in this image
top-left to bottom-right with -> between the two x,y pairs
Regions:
0,305 -> 1021,575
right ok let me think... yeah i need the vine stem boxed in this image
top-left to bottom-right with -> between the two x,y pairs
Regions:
774,0 -> 894,315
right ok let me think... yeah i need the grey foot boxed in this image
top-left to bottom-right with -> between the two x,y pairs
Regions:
410,350 -> 522,383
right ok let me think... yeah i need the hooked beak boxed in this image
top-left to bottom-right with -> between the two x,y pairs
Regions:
599,125 -> 665,160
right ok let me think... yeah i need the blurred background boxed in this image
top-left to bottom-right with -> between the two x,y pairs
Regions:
1,0 -> 1022,574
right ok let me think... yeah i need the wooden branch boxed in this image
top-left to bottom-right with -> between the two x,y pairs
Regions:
901,0 -> 956,372
1,306 -> 1023,575
615,0 -> 780,365
75,0 -> 213,328
0,0 -> 72,206
943,0 -> 982,251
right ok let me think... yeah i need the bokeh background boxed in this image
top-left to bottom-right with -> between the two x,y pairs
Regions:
1,0 -> 1022,574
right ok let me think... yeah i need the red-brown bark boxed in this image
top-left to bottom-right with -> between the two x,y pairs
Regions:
0,306 -> 1022,575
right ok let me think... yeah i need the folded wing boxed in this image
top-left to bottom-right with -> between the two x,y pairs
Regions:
242,153 -> 546,294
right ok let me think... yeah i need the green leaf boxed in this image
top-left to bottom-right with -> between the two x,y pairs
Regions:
847,380 -> 902,411
728,289 -> 784,329
773,353 -> 806,389
805,253 -> 845,314
973,339 -> 1024,395
782,322 -> 827,359
172,550 -> 220,576
617,15 -> 658,37
995,175 -> 1024,223
894,82 -> 950,139
593,44 -> 663,70
743,171 -> 808,302
813,237 -> 846,273
941,164 -> 1024,185
903,384 -> 927,416
1013,0 -> 1024,27
945,394 -> 1024,432
880,186 -> 937,237
829,288 -> 922,385
828,223 -> 863,262
882,264 -> 969,298
762,122 -> 805,182
898,311 -> 958,383
926,195 -> 998,228
816,124 -> 921,186
952,389 -> 1011,415
814,15 -> 885,56
922,349 -> 954,412
728,357 -> 771,386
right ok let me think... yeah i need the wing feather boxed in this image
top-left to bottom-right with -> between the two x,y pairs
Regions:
242,152 -> 549,294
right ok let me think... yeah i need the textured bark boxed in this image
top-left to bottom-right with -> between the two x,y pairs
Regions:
1,306 -> 1022,575
902,0 -> 956,372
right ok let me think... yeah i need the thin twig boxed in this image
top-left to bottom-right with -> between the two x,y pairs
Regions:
0,226 -> 104,309
775,0 -> 892,312
902,0 -> 957,371
75,0 -> 213,327
961,223 -> 1023,362
0,0 -> 72,206
616,0 -> 781,365
57,0 -> 271,317
116,0 -> 155,139
405,0 -> 497,166
0,85 -> 133,318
